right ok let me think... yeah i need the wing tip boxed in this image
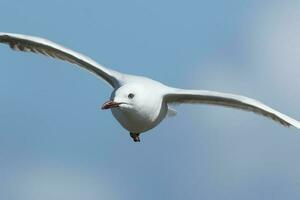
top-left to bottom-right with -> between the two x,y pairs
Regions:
280,118 -> 300,129
0,32 -> 16,39
0,32 -> 17,44
0,32 -> 8,36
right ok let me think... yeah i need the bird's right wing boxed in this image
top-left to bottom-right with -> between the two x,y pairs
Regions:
0,32 -> 124,88
164,88 -> 300,128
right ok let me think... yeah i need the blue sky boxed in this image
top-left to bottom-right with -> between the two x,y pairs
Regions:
1,0 -> 300,199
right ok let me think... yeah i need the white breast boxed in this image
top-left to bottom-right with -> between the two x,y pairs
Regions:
111,102 -> 168,133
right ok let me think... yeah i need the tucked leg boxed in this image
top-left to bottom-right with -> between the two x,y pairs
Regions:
130,132 -> 140,142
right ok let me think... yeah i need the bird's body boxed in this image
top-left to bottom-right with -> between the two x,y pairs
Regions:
0,32 -> 299,142
110,79 -> 169,134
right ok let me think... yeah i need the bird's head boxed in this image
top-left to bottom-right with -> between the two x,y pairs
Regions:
101,82 -> 163,113
101,80 -> 169,133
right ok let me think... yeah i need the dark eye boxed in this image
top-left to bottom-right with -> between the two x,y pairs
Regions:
128,93 -> 135,99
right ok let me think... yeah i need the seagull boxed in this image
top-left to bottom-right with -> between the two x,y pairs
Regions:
0,33 -> 299,142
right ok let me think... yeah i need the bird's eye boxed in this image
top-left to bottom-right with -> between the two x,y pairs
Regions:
128,93 -> 135,99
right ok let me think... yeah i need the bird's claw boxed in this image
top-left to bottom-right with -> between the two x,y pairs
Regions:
130,133 -> 140,142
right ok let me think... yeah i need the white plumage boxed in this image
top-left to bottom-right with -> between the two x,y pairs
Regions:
0,32 -> 299,142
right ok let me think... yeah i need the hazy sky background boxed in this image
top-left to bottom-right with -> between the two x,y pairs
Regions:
1,0 -> 300,199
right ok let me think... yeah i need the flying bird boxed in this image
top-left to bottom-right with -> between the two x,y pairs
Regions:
0,33 -> 299,142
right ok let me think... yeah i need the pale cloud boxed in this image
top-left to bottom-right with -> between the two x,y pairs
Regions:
188,1 -> 300,124
181,2 -> 300,189
245,1 -> 300,96
4,163 -> 120,200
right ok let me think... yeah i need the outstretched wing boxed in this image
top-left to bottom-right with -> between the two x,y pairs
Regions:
164,88 -> 300,128
0,32 -> 123,88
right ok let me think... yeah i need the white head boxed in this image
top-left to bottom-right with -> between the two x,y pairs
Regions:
101,82 -> 168,133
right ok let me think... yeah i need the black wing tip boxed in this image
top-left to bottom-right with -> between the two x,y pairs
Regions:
0,34 -> 8,42
0,33 -> 14,45
0,34 -> 27,52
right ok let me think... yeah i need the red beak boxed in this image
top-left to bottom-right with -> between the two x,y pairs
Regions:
101,100 -> 122,110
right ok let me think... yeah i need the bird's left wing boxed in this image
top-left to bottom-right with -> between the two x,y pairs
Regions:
164,88 -> 300,128
0,32 -> 124,88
